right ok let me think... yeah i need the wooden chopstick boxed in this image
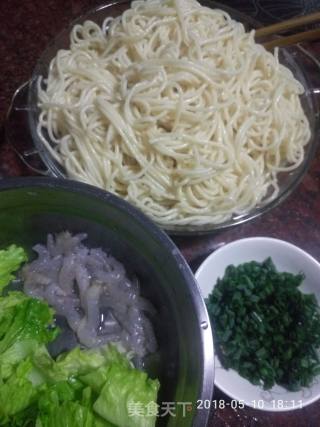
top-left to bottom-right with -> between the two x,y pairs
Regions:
256,11 -> 320,38
263,27 -> 320,49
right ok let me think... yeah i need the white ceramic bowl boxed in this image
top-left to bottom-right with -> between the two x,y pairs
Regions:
195,237 -> 320,411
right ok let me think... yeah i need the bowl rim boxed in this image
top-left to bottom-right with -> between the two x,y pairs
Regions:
26,0 -> 320,236
195,236 -> 320,411
196,236 -> 320,278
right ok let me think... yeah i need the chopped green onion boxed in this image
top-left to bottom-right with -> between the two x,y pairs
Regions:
206,257 -> 320,391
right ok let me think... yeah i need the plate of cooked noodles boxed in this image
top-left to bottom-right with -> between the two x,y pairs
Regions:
26,0 -> 320,234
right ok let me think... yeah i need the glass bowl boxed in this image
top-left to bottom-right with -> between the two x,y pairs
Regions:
27,0 -> 320,235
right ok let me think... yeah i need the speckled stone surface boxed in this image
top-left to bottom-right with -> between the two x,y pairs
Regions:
1,1 -> 320,426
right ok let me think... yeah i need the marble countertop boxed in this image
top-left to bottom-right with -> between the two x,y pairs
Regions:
1,1 -> 320,425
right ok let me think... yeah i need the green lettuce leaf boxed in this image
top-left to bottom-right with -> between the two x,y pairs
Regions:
7,403 -> 38,427
79,365 -> 110,394
0,245 -> 27,292
78,344 -> 131,394
53,344 -> 131,382
78,345 -> 131,394
0,292 -> 59,425
93,364 -> 160,427
0,359 -> 41,425
0,293 -> 58,380
35,384 -> 112,427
